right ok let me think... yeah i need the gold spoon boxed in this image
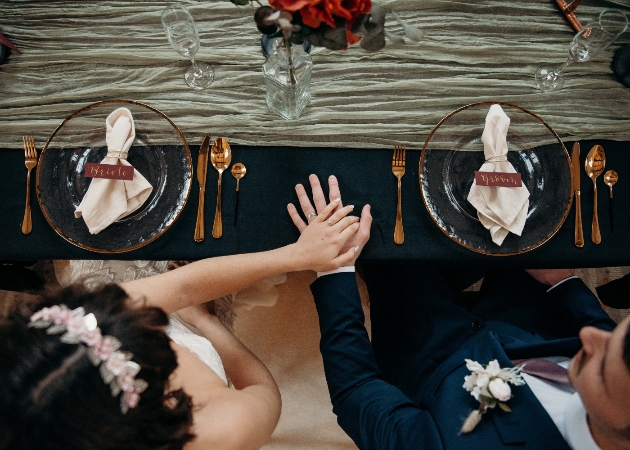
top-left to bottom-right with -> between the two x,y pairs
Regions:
604,170 -> 618,233
231,163 -> 246,226
584,145 -> 606,244
210,137 -> 232,238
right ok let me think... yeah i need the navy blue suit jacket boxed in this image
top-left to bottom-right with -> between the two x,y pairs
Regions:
311,273 -> 616,449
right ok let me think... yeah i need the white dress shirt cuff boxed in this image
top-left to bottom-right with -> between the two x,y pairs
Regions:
547,275 -> 579,293
317,266 -> 356,278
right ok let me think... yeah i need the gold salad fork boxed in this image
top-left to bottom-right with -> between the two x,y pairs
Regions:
392,145 -> 406,245
211,137 -> 232,239
22,136 -> 38,235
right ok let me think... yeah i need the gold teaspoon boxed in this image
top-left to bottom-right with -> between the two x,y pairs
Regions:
210,137 -> 232,238
604,170 -> 618,233
584,145 -> 606,244
231,163 -> 246,227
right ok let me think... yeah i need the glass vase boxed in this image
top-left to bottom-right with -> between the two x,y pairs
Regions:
262,38 -> 312,120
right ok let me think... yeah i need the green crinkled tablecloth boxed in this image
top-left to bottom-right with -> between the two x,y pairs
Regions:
1,0 -> 629,149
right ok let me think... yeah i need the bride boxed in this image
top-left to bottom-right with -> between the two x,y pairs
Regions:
0,200 -> 360,450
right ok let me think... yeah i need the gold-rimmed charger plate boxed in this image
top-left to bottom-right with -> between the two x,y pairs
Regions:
36,100 -> 192,253
420,102 -> 572,256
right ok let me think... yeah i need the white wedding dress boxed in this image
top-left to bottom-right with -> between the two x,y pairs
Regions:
166,312 -> 228,384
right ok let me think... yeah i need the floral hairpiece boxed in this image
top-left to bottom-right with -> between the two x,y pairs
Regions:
29,304 -> 148,414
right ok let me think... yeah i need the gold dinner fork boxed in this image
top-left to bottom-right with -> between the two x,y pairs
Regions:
392,145 -> 406,245
211,137 -> 232,239
22,136 -> 38,235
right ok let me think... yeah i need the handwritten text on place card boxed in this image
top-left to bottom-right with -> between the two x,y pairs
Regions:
84,163 -> 134,181
475,171 -> 522,187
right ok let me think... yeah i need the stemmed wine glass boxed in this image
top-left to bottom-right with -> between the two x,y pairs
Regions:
535,9 -> 628,93
161,3 -> 214,90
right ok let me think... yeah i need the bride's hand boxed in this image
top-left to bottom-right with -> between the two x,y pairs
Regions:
289,198 -> 361,272
288,174 -> 372,267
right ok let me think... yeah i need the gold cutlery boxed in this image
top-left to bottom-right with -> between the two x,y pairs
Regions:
604,170 -> 618,233
194,135 -> 211,242
571,143 -> 584,248
231,163 -> 246,227
22,136 -> 38,235
211,137 -> 232,238
392,145 -> 406,245
584,144 -> 606,244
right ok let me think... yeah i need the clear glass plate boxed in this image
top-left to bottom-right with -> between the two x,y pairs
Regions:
420,102 -> 572,256
36,100 -> 192,253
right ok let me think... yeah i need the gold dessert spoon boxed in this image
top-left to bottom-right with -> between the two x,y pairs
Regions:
584,145 -> 606,244
604,170 -> 618,233
211,137 -> 232,238
231,163 -> 246,226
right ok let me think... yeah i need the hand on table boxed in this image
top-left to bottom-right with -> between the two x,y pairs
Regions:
526,269 -> 574,286
287,174 -> 372,267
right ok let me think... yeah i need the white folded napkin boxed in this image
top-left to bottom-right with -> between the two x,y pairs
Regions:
467,104 -> 530,246
75,108 -> 153,234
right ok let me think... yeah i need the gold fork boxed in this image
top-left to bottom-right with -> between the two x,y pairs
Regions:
392,145 -> 406,245
22,136 -> 38,235
211,137 -> 232,239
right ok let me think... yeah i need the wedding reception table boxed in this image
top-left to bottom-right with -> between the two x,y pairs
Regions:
1,0 -> 629,268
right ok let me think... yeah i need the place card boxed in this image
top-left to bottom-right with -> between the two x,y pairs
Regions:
475,171 -> 522,187
84,163 -> 134,181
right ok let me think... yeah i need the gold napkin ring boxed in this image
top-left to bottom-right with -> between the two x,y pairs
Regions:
106,149 -> 128,159
485,154 -> 507,163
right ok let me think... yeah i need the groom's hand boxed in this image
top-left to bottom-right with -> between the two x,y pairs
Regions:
526,269 -> 574,286
287,174 -> 372,266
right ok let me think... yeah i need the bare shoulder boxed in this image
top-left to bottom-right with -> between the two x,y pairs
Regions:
170,342 -> 229,401
171,343 -> 280,450
185,389 -> 278,450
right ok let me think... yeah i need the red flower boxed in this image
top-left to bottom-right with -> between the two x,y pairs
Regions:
268,0 -> 312,12
301,0 -> 335,28
270,0 -> 371,30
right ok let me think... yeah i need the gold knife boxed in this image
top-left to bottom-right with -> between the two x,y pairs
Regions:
194,135 -> 211,242
572,142 -> 584,248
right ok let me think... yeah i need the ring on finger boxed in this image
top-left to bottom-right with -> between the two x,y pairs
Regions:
327,219 -> 334,226
307,212 -> 317,222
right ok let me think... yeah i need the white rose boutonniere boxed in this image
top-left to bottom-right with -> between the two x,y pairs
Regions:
460,359 -> 526,434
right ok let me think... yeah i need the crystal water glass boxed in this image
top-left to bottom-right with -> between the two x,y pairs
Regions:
535,10 -> 628,93
161,3 -> 214,90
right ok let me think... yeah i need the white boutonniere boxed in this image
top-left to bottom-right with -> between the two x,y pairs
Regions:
460,359 -> 526,434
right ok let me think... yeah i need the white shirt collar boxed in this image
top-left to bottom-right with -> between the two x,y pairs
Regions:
563,393 -> 601,450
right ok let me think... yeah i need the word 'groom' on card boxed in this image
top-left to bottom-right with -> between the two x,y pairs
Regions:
84,163 -> 135,181
475,171 -> 522,187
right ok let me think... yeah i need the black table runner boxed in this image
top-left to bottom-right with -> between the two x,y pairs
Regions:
1,140 -> 628,268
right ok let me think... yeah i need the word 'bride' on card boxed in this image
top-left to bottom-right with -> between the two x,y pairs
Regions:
84,163 -> 135,181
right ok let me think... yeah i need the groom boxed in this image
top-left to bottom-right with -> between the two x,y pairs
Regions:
288,175 -> 630,450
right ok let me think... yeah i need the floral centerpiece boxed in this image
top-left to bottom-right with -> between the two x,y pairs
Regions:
230,0 -> 387,119
460,359 -> 526,434
231,0 -> 386,52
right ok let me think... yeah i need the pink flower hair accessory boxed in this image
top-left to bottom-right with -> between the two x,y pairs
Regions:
29,304 -> 148,414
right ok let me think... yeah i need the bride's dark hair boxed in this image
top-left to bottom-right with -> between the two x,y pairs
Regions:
0,283 -> 194,450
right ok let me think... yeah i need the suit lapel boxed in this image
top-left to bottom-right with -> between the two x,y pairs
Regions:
419,331 -> 573,448
489,379 -> 570,447
486,336 -> 575,448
